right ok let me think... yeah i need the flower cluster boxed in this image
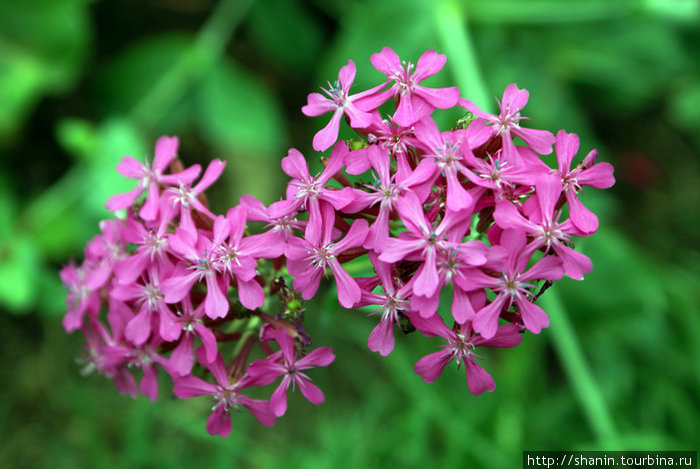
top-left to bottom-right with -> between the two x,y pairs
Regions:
62,47 -> 614,436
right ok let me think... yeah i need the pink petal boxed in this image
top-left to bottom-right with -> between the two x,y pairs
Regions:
302,92 -> 333,116
516,297 -> 550,334
169,334 -> 195,376
153,135 -> 179,171
577,162 -> 615,189
298,346 -> 335,368
194,159 -> 226,194
125,307 -> 152,345
139,182 -> 160,221
270,380 -> 290,417
445,168 -> 472,211
451,286 -> 476,323
554,129 -> 579,173
412,249 -> 440,298
338,59 -> 356,89
414,85 -> 460,109
205,275 -> 229,319
493,199 -> 537,232
105,185 -> 142,212
312,110 -> 343,152
554,243 -> 593,281
139,366 -> 158,402
370,47 -> 401,76
329,259 -> 361,308
464,358 -> 495,395
413,50 -> 446,82
414,350 -> 452,383
521,255 -> 564,282
378,238 -> 424,263
514,127 -> 555,155
477,323 -> 523,348
297,378 -> 325,405
472,295 -> 507,339
566,190 -> 599,234
116,156 -> 144,178
281,148 -> 310,180
535,174 -> 563,223
368,320 -> 395,356
162,273 -> 198,304
194,322 -> 218,363
501,83 -> 529,113
411,292 -> 440,318
172,375 -> 217,398
334,218 -> 368,252
206,406 -> 232,437
393,94 -> 418,128
244,398 -> 276,426
236,277 -> 265,310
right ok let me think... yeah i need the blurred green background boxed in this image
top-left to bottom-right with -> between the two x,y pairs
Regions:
1,0 -> 699,467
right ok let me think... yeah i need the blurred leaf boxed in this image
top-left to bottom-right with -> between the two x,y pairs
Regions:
248,0 -> 323,69
640,0 -> 700,23
668,79 -> 700,134
0,237 -> 40,313
464,0 -> 633,24
96,33 -> 195,130
196,59 -> 285,154
0,0 -> 90,139
56,118 -> 100,162
551,19 -> 686,112
29,118 -> 145,258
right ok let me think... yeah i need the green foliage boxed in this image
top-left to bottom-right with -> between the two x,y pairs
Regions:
0,0 -> 90,139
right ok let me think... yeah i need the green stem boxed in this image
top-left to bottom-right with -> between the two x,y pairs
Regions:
434,0 -> 492,111
540,288 -> 619,447
129,0 -> 255,127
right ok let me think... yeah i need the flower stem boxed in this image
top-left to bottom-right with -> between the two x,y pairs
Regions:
539,288 -> 619,447
129,0 -> 255,127
434,0 -> 491,111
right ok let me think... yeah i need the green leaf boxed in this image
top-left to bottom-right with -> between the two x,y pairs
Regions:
248,0 -> 323,69
0,0 -> 90,138
96,33 -> 195,130
196,60 -> 285,154
0,237 -> 41,313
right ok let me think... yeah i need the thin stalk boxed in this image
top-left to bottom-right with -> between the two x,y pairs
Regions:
434,0 -> 492,111
540,288 -> 619,447
129,0 -> 255,127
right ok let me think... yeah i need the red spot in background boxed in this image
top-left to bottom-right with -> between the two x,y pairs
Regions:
618,151 -> 662,187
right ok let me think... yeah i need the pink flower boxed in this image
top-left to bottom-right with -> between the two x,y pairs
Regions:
168,296 -> 218,376
378,191 -> 471,298
160,227 -> 230,320
172,348 -> 275,437
247,329 -> 335,417
364,48 -> 460,127
466,230 -> 564,339
493,173 -> 593,280
286,203 -> 368,308
302,60 -> 381,151
114,208 -> 174,285
208,206 -> 283,309
459,84 -> 555,165
282,143 -> 356,243
551,130 -> 615,233
106,136 -> 201,221
60,262 -> 101,332
410,313 -> 522,395
412,116 -> 475,211
357,253 -> 412,356
166,159 -> 226,237
101,333 -> 171,402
